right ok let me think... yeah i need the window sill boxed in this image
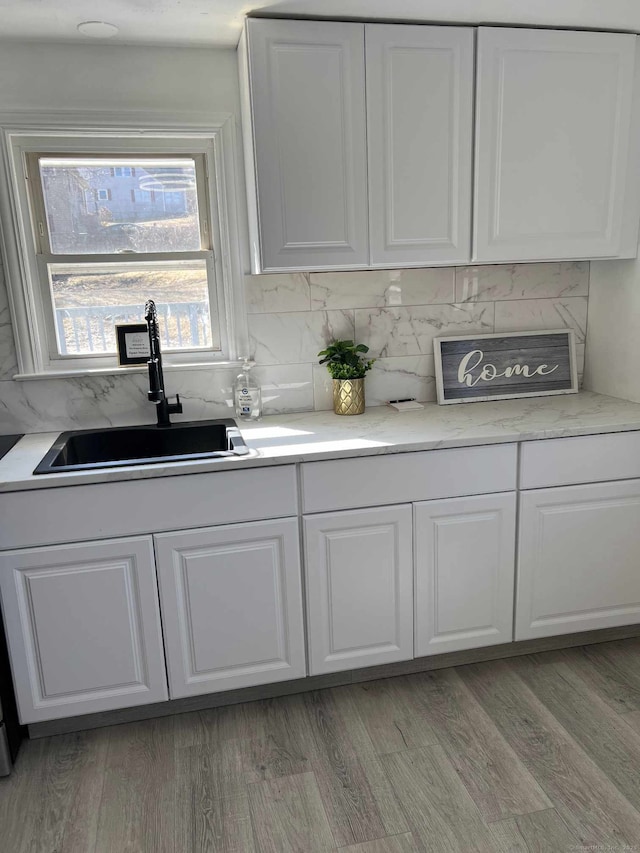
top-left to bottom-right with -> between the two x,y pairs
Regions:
13,361 -> 245,381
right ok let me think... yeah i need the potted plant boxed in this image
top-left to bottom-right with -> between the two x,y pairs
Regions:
318,340 -> 375,415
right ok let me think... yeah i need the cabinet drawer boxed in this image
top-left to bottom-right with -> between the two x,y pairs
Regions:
520,431 -> 640,489
0,465 -> 298,549
301,444 -> 517,513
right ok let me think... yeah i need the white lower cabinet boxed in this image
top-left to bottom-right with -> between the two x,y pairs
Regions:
154,518 -> 306,698
516,479 -> 640,640
414,493 -> 516,656
304,505 -> 413,675
0,536 -> 168,724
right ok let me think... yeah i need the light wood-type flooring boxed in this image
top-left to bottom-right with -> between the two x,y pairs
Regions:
4,637 -> 640,851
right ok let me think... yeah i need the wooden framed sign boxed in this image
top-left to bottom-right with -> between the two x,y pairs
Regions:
434,330 -> 578,404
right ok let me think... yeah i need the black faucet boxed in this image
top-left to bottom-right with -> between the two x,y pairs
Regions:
144,299 -> 183,428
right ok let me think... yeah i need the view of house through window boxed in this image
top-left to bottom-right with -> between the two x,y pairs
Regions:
31,155 -> 216,357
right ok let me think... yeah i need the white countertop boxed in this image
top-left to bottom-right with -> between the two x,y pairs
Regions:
2,391 -> 640,493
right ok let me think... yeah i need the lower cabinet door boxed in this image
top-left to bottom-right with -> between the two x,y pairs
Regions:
516,480 -> 640,640
304,505 -> 413,675
0,536 -> 168,724
154,518 -> 306,698
414,493 -> 516,656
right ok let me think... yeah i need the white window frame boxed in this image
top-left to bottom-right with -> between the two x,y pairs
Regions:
0,113 -> 248,378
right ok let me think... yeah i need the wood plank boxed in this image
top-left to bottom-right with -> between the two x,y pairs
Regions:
345,678 -> 438,755
409,669 -> 551,821
340,833 -> 418,852
622,710 -> 640,734
0,739 -> 46,853
490,808 -> 578,852
382,745 -> 497,852
173,699 -> 267,749
303,688 -> 408,847
247,771 -> 335,853
0,729 -> 109,853
95,717 -> 177,853
558,638 -> 640,713
511,655 -> 640,811
175,746 -> 255,852
243,694 -> 319,784
458,659 -> 640,848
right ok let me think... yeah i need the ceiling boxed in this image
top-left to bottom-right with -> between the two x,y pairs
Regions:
3,0 -> 640,47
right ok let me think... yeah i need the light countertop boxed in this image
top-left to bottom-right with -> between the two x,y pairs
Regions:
2,391 -> 640,493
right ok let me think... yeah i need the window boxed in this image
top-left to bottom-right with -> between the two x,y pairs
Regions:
1,126 -> 243,377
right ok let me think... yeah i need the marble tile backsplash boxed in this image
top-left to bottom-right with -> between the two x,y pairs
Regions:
248,262 -> 590,413
0,261 -> 589,432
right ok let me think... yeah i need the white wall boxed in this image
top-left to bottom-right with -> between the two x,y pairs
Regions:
584,258 -> 640,402
0,42 -> 240,114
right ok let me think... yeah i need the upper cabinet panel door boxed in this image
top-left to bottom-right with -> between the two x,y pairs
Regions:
474,28 -> 640,262
244,19 -> 368,271
366,24 -> 474,266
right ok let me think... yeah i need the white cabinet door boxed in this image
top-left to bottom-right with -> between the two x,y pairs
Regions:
304,505 -> 413,675
366,24 -> 474,266
474,27 -> 640,262
155,518 -> 305,698
414,493 -> 516,656
243,18 -> 368,271
0,537 -> 167,724
517,480 -> 640,640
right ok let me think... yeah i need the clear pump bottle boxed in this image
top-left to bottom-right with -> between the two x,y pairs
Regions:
234,358 -> 262,421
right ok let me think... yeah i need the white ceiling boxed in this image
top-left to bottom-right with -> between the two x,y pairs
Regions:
3,0 -> 640,47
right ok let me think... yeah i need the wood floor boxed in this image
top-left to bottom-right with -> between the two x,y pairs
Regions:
3,637 -> 640,852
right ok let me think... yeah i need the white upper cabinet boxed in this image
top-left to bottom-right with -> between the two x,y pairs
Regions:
240,18 -> 369,272
474,27 -> 640,262
366,24 -> 474,266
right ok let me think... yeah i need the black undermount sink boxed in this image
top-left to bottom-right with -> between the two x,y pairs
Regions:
33,419 -> 252,474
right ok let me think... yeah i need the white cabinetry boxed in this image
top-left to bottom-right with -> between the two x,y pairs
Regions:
0,536 -> 167,724
516,479 -> 640,640
240,18 -> 369,271
414,493 -> 516,656
304,506 -> 413,675
241,18 -> 476,271
366,24 -> 474,266
154,518 -> 306,698
474,27 -> 640,262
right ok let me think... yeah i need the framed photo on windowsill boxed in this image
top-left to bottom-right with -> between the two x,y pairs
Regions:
116,323 -> 151,366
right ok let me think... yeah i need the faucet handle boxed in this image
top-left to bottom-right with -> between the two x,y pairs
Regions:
168,393 -> 183,415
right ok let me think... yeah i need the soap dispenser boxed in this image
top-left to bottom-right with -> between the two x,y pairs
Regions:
235,358 -> 262,421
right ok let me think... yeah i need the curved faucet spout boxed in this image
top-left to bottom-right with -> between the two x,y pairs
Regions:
144,299 -> 183,427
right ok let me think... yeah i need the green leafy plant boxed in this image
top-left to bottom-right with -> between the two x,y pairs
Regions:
318,340 -> 375,380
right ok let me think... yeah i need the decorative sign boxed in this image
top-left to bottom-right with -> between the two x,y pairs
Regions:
116,323 -> 151,366
434,330 -> 578,405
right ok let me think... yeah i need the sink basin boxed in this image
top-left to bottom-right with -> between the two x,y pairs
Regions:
34,419 -> 252,474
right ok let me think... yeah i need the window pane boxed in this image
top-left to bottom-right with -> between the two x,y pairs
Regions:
49,261 -> 217,356
38,157 -> 202,254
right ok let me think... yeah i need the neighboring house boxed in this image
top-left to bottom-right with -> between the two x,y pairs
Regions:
43,164 -> 191,253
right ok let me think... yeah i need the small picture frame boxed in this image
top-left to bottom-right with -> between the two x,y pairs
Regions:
116,323 -> 151,366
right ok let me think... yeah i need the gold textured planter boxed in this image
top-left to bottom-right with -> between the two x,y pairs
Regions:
333,378 -> 365,415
